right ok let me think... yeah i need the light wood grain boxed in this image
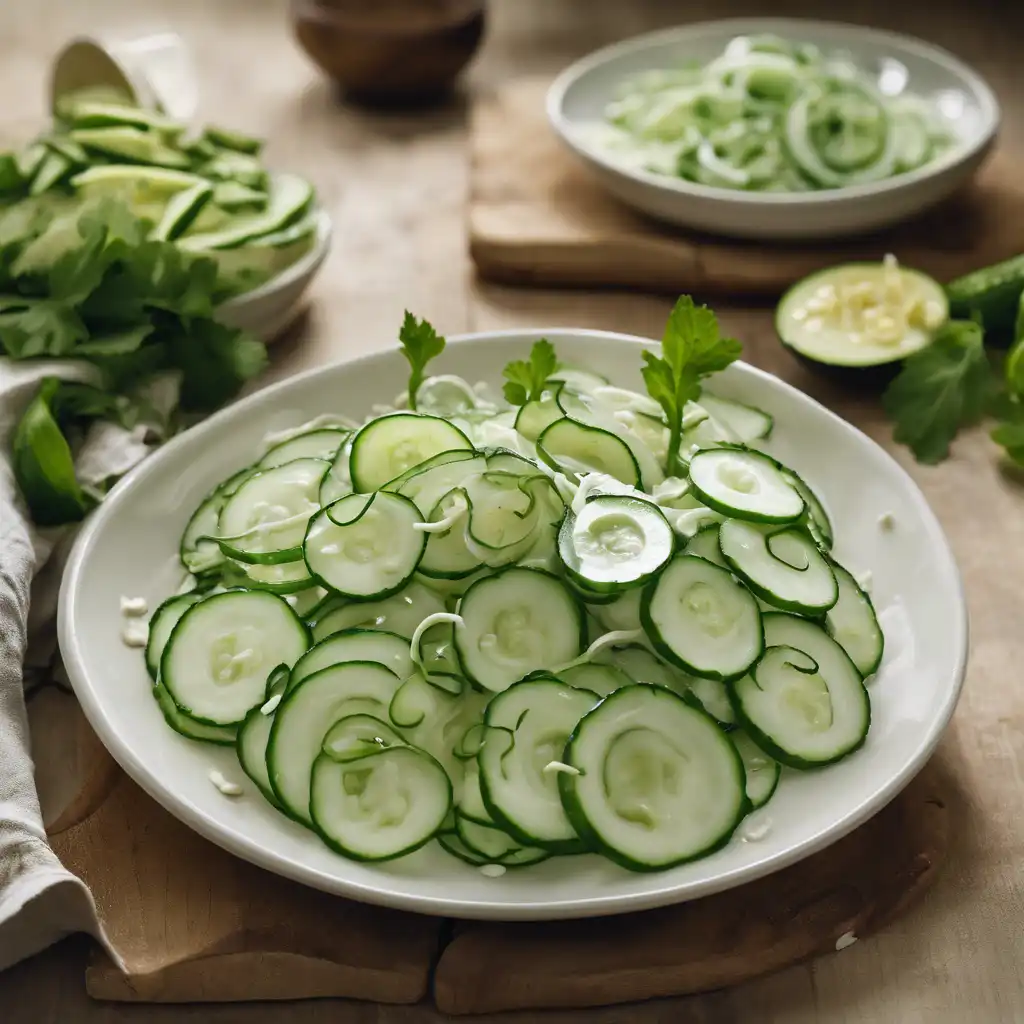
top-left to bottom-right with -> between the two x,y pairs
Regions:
3,0 -> 1024,1021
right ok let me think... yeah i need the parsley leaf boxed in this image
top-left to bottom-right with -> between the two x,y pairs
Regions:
398,311 -> 446,410
882,319 -> 995,464
502,338 -> 559,406
641,295 -> 742,475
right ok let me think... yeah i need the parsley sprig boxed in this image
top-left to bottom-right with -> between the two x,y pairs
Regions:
398,311 -> 446,410
502,338 -> 558,406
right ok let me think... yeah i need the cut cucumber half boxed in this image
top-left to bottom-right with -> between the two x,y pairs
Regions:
267,661 -> 402,824
558,662 -> 634,697
309,580 -> 446,642
731,730 -> 781,810
236,665 -> 290,805
311,742 -> 451,862
161,590 -> 309,726
558,495 -> 673,591
824,562 -> 885,677
536,418 -> 641,487
349,413 -> 472,493
560,685 -> 746,871
777,262 -> 948,368
683,524 -> 727,567
478,677 -> 598,851
696,393 -> 773,442
258,429 -> 348,470
688,446 -> 805,524
454,567 -> 584,692
289,629 -> 414,693
729,639 -> 870,769
303,492 -> 425,599
642,555 -> 763,682
145,592 -> 202,680
718,520 -> 838,615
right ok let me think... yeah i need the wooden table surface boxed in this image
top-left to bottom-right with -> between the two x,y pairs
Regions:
3,0 -> 1023,1021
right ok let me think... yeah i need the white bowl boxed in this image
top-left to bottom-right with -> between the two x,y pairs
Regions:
58,329 -> 968,920
216,210 -> 332,343
547,18 -> 1000,240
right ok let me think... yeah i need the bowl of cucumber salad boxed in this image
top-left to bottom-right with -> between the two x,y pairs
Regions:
59,306 -> 967,918
548,19 -> 999,239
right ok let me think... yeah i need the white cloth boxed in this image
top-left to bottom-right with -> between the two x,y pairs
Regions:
0,359 -> 148,971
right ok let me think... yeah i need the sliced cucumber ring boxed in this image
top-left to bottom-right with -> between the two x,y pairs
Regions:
145,592 -> 202,680
560,685 -> 746,871
236,665 -> 290,805
390,450 -> 485,515
309,580 -> 446,642
642,555 -> 763,681
696,392 -> 773,442
683,675 -> 737,729
289,628 -> 414,693
825,562 -> 884,677
258,428 -> 349,470
688,447 -> 805,524
536,418 -> 641,487
558,662 -> 634,697
731,730 -> 781,810
683,523 -> 727,567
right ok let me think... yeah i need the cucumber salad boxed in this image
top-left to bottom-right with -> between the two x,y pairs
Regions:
140,300 -> 884,873
581,33 -> 955,192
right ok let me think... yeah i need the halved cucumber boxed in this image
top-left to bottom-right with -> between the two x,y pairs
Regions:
349,413 -> 472,493
729,639 -> 870,769
267,661 -> 402,824
825,562 -> 884,677
161,590 -> 309,726
560,685 -> 746,871
309,580 -> 446,642
731,730 -> 781,810
642,555 -> 763,682
258,428 -> 349,470
454,567 -> 584,692
558,495 -> 673,591
478,677 -> 598,851
236,665 -> 290,805
536,418 -> 641,487
303,491 -> 425,599
145,592 -> 202,680
718,520 -> 838,615
688,447 -> 805,524
289,629 -> 414,693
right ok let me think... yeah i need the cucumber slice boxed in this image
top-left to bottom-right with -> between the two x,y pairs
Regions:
258,429 -> 348,470
311,742 -> 451,861
683,675 -> 737,729
310,580 -> 446,642
418,489 -> 483,580
777,262 -> 948,368
161,591 -> 309,726
479,677 -> 598,850
683,523 -> 727,567
267,661 -> 402,824
153,681 -> 237,745
457,760 -> 491,824
536,418 -> 641,487
455,567 -> 585,692
824,562 -> 884,677
697,393 -> 773,441
303,492 -> 425,599
236,665 -> 290,805
66,101 -> 181,134
438,831 -> 491,865
688,447 -> 805,524
642,555 -> 763,682
390,450 -> 486,515
320,712 -> 406,760
145,592 -> 202,680
217,458 -> 328,564
947,254 -> 1024,340
731,730 -> 781,809
558,662 -> 634,696
319,442 -> 352,507
71,165 -> 208,219
30,151 -> 73,195
69,127 -> 190,168
547,367 -> 610,392
598,643 -> 680,690
560,685 -> 746,870
782,470 -> 833,550
463,473 -> 557,562
718,520 -> 838,615
514,392 -> 563,442
289,629 -> 414,693
240,559 -> 316,594
456,815 -> 520,861
591,586 -> 643,632
729,639 -> 870,769
558,495 -> 674,591
203,124 -> 263,155
349,413 -> 472,493
212,180 -> 267,211
150,181 -> 214,241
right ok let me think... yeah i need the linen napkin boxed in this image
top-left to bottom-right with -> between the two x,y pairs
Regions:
0,358 -> 151,971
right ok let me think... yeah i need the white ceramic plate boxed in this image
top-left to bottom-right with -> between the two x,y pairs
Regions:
59,330 -> 967,920
548,18 -> 1000,239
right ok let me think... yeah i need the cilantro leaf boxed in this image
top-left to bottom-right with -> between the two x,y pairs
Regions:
641,295 -> 742,475
502,339 -> 559,406
398,311 -> 446,410
882,319 -> 995,464
0,298 -> 87,357
170,319 -> 268,412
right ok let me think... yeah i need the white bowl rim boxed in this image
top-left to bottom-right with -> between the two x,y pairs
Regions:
216,209 -> 333,312
547,17 -> 1001,207
58,326 -> 970,920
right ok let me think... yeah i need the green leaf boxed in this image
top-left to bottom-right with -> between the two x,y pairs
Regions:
12,378 -> 94,527
882,319 -> 995,464
170,319 -> 268,412
0,298 -> 88,357
502,339 -> 559,406
72,324 -> 153,357
641,295 -> 742,475
398,311 -> 446,410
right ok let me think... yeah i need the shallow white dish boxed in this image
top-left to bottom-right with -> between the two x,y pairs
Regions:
59,329 -> 967,920
547,18 -> 1000,240
216,209 -> 332,343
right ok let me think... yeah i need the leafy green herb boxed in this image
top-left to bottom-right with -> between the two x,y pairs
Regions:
502,339 -> 559,406
641,295 -> 742,475
398,311 -> 446,410
882,319 -> 995,464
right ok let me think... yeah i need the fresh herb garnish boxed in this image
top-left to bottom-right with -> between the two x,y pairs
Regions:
882,319 -> 995,465
398,311 -> 446,411
641,295 -> 741,475
502,338 -> 558,406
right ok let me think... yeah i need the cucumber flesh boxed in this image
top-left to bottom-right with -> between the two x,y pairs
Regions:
824,563 -> 884,677
688,447 -> 805,524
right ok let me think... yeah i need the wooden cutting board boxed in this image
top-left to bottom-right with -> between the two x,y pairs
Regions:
42,696 -> 949,1013
469,79 -> 1024,296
